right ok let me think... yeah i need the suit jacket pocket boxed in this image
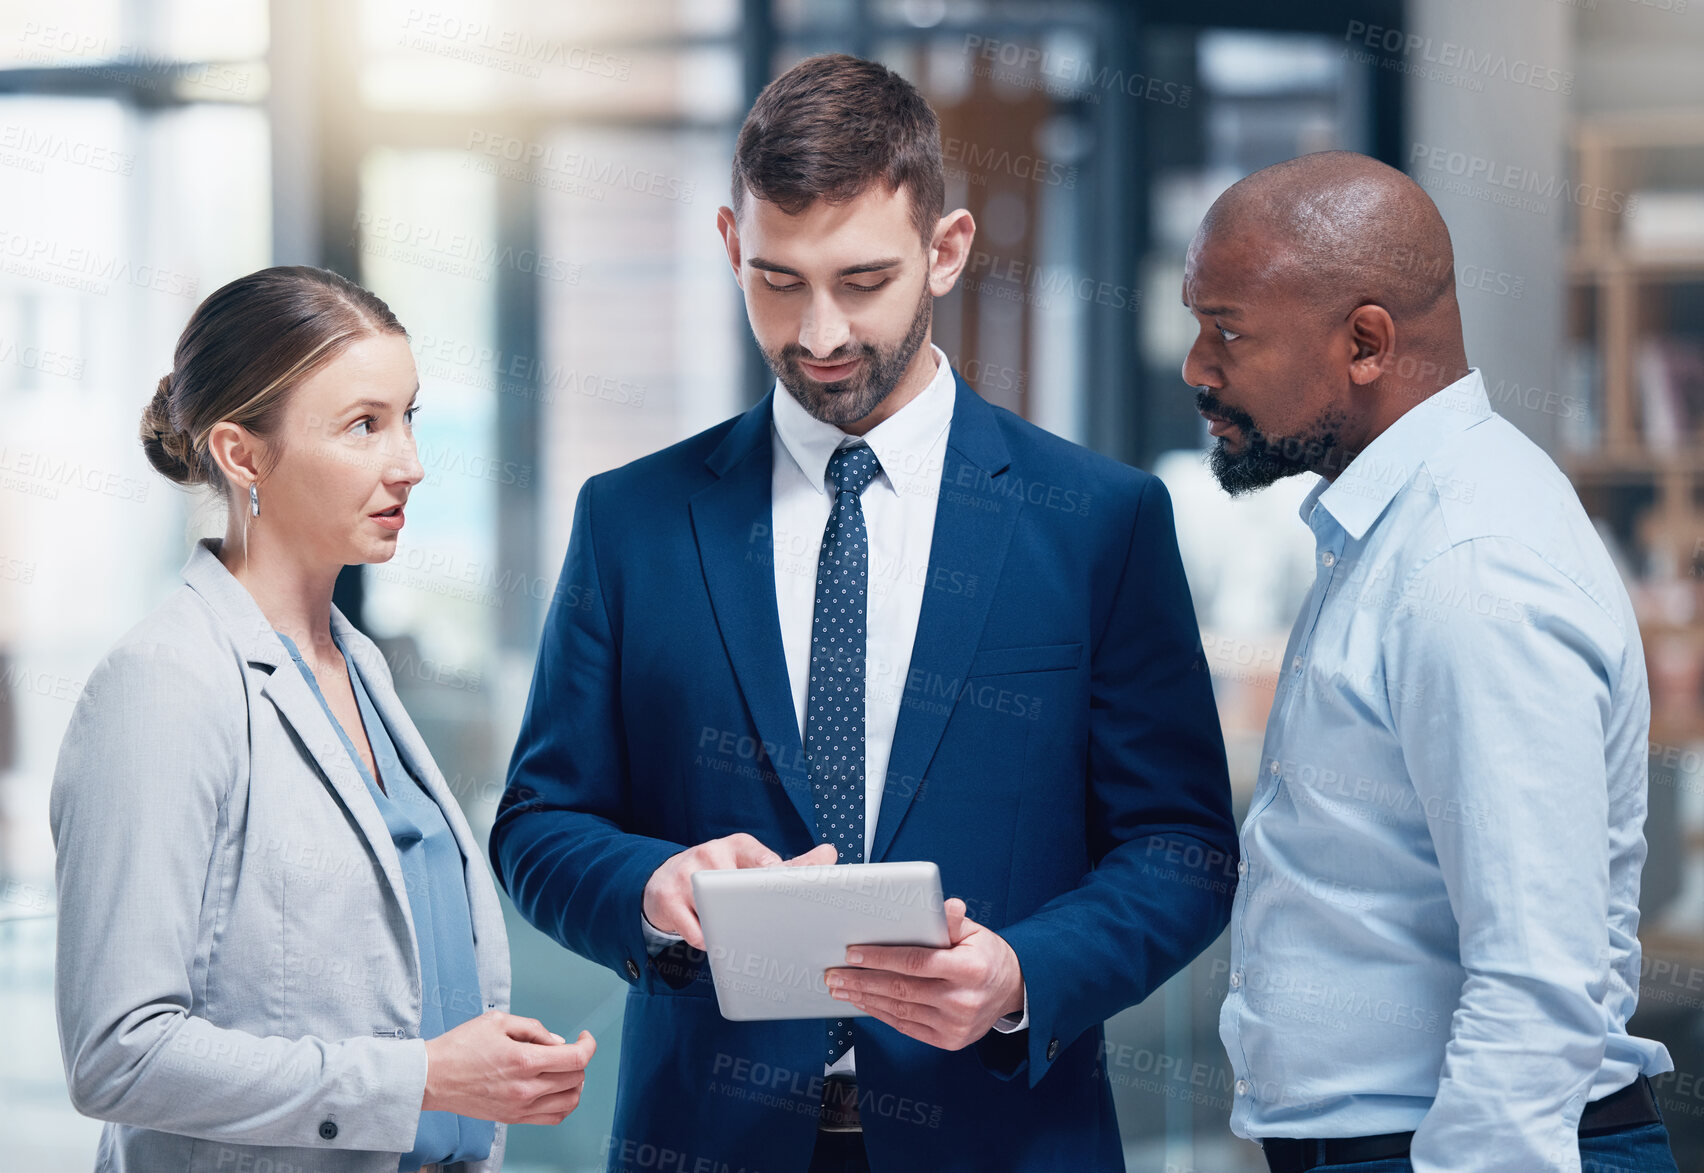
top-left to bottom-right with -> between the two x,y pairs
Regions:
967,642 -> 1082,677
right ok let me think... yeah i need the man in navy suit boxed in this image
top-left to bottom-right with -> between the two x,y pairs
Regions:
491,53 -> 1237,1173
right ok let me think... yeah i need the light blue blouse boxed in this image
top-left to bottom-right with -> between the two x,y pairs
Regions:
276,631 -> 494,1171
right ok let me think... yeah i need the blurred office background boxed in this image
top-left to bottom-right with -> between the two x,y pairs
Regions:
3,0 -> 1704,1168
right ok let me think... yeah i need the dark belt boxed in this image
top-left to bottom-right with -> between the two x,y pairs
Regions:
1579,1074 -> 1663,1138
819,1075 -> 862,1132
1262,1075 -> 1661,1173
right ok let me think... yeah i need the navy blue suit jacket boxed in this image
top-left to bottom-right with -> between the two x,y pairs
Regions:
491,372 -> 1237,1172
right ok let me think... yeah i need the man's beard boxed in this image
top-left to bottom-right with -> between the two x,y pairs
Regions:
1196,389 -> 1347,496
767,284 -> 932,428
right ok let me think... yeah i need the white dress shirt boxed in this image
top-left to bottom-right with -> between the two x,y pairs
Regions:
644,344 -> 1027,1076
769,344 -> 956,874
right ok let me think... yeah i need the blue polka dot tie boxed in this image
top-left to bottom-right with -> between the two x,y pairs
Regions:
807,442 -> 882,1066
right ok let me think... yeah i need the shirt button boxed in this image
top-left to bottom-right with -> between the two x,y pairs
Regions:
318,1120 -> 338,1140
1229,972 -> 1242,988
1269,760 -> 1280,777
1321,551 -> 1336,567
1235,1079 -> 1250,1096
1237,860 -> 1248,877
625,958 -> 641,981
1291,655 -> 1302,671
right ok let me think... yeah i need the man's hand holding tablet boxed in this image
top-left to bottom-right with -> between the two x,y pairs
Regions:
642,832 -> 837,949
825,896 -> 1027,1051
688,856 -> 1027,1049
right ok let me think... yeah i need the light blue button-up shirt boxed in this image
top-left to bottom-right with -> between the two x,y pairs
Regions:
1218,369 -> 1672,1173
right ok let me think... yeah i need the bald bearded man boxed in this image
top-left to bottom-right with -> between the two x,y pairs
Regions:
1182,151 -> 1678,1173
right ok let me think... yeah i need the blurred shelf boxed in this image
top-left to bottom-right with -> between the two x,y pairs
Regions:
1639,929 -> 1704,967
1652,719 -> 1704,745
1565,451 -> 1704,478
1570,248 -> 1704,279
1568,119 -> 1704,971
1577,108 -> 1704,150
1643,623 -> 1704,640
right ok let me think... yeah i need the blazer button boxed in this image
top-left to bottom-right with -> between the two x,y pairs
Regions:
318,1120 -> 338,1140
625,958 -> 641,981
1046,1038 -> 1060,1061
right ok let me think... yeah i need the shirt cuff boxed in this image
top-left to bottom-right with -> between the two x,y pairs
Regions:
992,987 -> 1029,1033
640,908 -> 686,956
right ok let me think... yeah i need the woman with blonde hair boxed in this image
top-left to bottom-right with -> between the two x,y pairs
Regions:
51,265 -> 593,1173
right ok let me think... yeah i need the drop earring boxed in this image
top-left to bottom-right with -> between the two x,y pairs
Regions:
249,482 -> 260,517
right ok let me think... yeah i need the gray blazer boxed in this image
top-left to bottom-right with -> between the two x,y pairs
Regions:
50,538 -> 511,1172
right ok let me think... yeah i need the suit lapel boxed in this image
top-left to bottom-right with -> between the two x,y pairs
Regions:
336,617 -> 511,1008
689,393 -> 818,837
683,377 -> 1022,860
257,650 -> 418,941
179,539 -> 416,943
870,374 -> 1018,861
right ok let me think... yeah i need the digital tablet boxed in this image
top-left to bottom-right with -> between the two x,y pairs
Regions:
692,860 -> 951,1021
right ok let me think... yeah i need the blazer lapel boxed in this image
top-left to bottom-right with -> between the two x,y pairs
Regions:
179,539 -> 417,944
688,393 -> 818,838
259,664 -> 418,937
870,375 -> 1019,861
335,615 -> 511,1010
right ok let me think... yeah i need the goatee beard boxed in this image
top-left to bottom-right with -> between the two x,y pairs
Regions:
1196,389 -> 1346,496
769,284 -> 932,428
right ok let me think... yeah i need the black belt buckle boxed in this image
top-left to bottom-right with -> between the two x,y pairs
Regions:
819,1075 -> 861,1133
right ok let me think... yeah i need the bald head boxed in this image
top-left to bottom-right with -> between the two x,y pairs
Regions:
1181,150 -> 1473,494
1195,150 -> 1458,324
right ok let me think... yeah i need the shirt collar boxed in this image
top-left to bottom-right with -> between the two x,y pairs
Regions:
1299,367 -> 1493,541
771,343 -> 956,498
